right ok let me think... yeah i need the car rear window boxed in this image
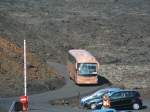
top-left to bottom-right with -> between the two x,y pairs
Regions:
133,91 -> 140,97
125,91 -> 140,97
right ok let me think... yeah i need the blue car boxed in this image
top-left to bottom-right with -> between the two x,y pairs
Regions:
104,90 -> 142,110
81,89 -> 142,110
80,87 -> 122,109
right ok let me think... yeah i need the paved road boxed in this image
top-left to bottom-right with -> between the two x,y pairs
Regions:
0,62 -> 103,111
29,62 -> 110,112
0,62 -> 150,112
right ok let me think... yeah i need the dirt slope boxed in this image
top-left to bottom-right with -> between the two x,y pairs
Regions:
0,37 -> 64,97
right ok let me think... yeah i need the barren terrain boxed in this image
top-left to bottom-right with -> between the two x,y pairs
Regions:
0,0 -> 150,100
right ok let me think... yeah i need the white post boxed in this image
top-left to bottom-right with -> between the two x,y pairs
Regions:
24,40 -> 27,96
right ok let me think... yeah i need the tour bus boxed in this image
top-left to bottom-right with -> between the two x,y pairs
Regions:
67,49 -> 99,84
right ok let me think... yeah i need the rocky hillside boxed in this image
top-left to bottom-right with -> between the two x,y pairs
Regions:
0,0 -> 150,91
100,64 -> 150,89
0,37 -> 64,97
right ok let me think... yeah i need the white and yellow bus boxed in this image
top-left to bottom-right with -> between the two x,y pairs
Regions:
67,49 -> 99,84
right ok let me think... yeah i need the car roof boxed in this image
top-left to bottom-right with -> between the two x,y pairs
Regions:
106,90 -> 139,96
114,90 -> 138,92
94,87 -> 122,94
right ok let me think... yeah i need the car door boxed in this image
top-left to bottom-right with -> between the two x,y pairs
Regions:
121,91 -> 133,106
110,92 -> 124,108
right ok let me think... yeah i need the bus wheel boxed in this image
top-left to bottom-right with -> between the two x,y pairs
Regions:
69,72 -> 72,80
70,76 -> 72,80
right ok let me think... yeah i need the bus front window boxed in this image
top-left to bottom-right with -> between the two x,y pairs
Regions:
78,63 -> 97,76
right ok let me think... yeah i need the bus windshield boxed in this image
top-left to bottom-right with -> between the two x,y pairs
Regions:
78,63 -> 97,76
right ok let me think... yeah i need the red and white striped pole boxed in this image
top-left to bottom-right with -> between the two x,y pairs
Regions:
24,40 -> 27,96
20,40 -> 29,112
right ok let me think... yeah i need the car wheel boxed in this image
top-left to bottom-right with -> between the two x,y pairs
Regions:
133,103 -> 140,110
90,103 -> 97,110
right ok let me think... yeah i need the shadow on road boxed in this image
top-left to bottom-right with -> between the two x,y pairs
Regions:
97,75 -> 111,86
141,105 -> 148,110
78,75 -> 111,87
115,105 -> 148,111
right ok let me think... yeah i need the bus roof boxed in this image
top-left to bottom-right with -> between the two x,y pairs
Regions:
69,49 -> 98,63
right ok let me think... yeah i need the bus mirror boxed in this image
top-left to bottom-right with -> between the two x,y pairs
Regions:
78,67 -> 80,71
75,63 -> 78,69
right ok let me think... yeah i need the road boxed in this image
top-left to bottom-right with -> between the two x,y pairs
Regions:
29,62 -> 110,112
0,62 -> 150,112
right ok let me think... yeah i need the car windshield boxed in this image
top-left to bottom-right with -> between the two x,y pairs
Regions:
78,63 -> 97,76
94,90 -> 116,98
92,91 -> 106,98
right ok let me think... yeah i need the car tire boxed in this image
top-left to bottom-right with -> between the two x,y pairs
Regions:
133,103 -> 140,110
90,103 -> 97,110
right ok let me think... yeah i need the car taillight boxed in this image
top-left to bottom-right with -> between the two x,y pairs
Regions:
138,97 -> 142,100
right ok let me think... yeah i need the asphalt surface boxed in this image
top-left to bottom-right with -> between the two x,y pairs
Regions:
0,62 -> 150,112
0,62 -> 102,111
29,62 -> 104,112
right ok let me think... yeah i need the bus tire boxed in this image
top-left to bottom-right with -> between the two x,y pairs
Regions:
69,76 -> 71,80
69,72 -> 72,80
